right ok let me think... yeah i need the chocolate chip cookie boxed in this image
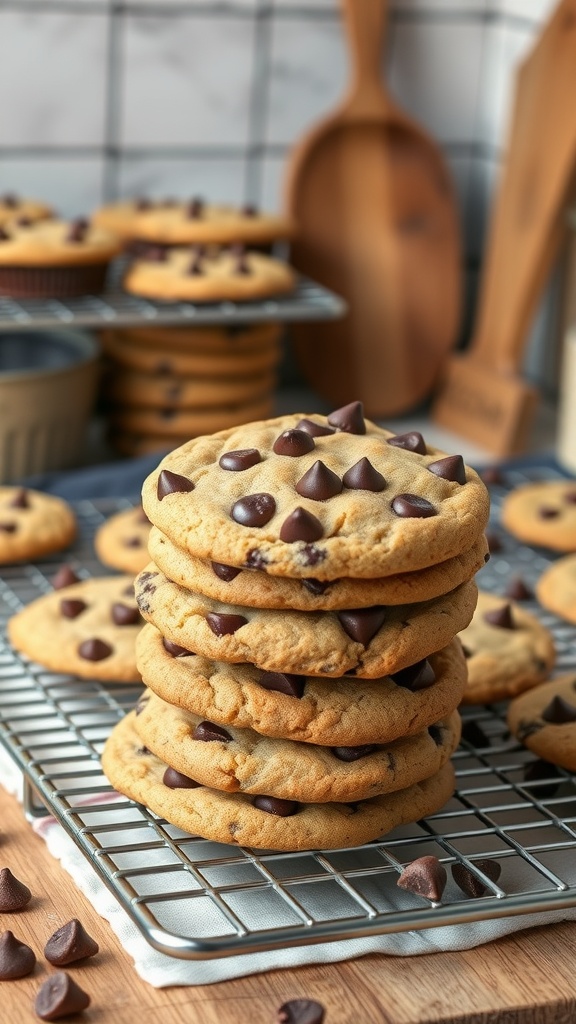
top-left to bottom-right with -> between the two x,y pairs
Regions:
102,328 -> 281,378
458,590 -> 556,705
8,576 -> 142,682
148,525 -> 488,610
507,674 -> 576,770
141,405 -> 489,580
501,481 -> 576,551
110,396 -> 274,441
136,624 -> 466,746
133,688 -> 461,802
94,506 -> 151,575
104,368 -> 276,412
535,554 -> 576,624
135,565 -> 477,678
0,487 -> 76,564
101,711 -> 456,850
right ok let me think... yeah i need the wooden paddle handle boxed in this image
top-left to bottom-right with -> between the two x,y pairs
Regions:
341,0 -> 388,117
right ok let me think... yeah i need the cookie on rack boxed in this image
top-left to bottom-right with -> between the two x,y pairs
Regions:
135,565 -> 478,679
133,688 -> 461,803
148,526 -> 488,611
136,625 -> 467,746
535,554 -> 576,624
110,396 -> 274,441
507,674 -> 576,770
104,369 -> 277,412
0,487 -> 76,565
0,193 -> 52,227
102,322 -> 281,356
101,329 -> 281,378
458,590 -> 556,705
501,480 -> 576,551
123,247 -> 296,304
8,575 -> 142,682
141,404 -> 490,581
94,506 -> 151,575
101,711 -> 456,851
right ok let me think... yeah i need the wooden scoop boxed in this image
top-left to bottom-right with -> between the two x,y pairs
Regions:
284,0 -> 462,418
433,0 -> 576,457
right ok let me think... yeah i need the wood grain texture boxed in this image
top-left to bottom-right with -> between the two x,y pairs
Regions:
1,787 -> 576,1022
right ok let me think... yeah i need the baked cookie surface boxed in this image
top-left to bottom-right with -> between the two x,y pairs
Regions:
141,406 -> 489,580
0,487 -> 76,565
101,711 -> 456,851
535,554 -> 576,624
8,575 -> 142,682
127,200 -> 294,247
458,590 -> 556,705
501,481 -> 576,551
507,674 -> 576,770
133,688 -> 461,802
123,248 -> 295,303
148,526 -> 488,610
111,396 -> 274,440
102,329 -> 280,378
135,565 -> 477,678
94,507 -> 151,575
104,369 -> 276,411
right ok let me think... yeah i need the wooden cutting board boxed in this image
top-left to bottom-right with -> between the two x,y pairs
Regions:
284,0 -> 462,418
433,0 -> 576,456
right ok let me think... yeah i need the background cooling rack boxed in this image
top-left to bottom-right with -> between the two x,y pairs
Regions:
1,466 -> 576,959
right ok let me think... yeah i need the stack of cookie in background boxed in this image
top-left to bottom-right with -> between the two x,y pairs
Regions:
102,401 -> 491,851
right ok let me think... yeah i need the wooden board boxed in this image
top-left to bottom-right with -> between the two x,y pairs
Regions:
2,785 -> 576,1023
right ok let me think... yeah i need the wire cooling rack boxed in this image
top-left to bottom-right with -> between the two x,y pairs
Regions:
0,275 -> 345,331
1,469 -> 576,960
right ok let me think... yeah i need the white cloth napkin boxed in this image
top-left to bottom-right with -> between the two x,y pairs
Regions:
2,743 -> 576,987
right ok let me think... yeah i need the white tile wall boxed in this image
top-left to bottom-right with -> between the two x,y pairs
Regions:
0,0 -> 566,394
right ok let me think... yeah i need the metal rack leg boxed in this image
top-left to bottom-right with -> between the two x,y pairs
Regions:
23,776 -> 51,823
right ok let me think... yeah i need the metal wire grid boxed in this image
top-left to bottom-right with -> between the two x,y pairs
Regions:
0,276 -> 345,332
1,472 -> 576,959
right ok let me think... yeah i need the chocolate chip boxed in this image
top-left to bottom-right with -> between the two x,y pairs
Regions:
342,457 -> 386,491
135,196 -> 151,210
391,493 -> 437,518
391,658 -> 436,691
66,217 -> 89,243
8,487 -> 29,508
257,671 -> 306,697
136,745 -> 151,756
243,204 -> 257,217
245,549 -> 268,569
44,919 -> 98,967
565,491 -> 576,504
516,719 -> 543,741
162,637 -> 194,657
252,795 -> 299,816
1,193 -> 18,207
337,607 -> 386,645
235,250 -> 251,275
295,419 -> 335,438
211,561 -> 241,582
461,644 -> 472,659
452,859 -> 501,898
134,694 -> 149,715
327,401 -> 365,434
219,449 -> 261,471
163,766 -> 200,789
0,930 -> 36,979
273,429 -> 315,457
186,197 -> 203,218
280,508 -> 323,542
111,602 -> 140,626
295,461 -> 342,501
461,720 -> 490,747
427,455 -> 466,484
523,759 -> 562,798
123,536 -> 143,549
77,638 -> 112,662
480,466 -> 504,485
231,493 -> 276,527
541,695 -> 576,724
60,599 -> 86,620
485,531 -> 502,553
484,604 -> 515,630
0,868 -> 32,912
34,971 -> 90,1021
397,855 -> 447,901
193,720 -> 232,742
387,431 -> 426,454
0,522 -> 17,532
539,506 -> 560,519
17,215 -> 31,227
428,724 -> 443,746
52,565 -> 80,589
302,543 -> 326,565
157,469 -> 194,499
0,227 -> 9,241
206,612 -> 247,636
504,576 -> 533,601
301,578 -> 330,595
332,744 -> 377,761
146,245 -> 168,263
277,998 -> 325,1024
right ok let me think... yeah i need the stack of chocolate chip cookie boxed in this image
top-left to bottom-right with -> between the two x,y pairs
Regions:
101,322 -> 280,456
102,402 -> 490,851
